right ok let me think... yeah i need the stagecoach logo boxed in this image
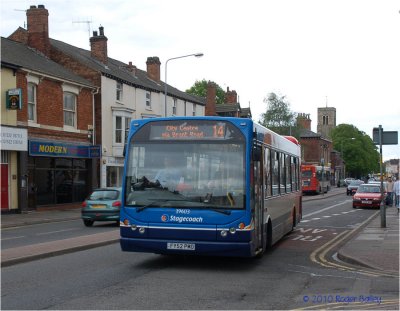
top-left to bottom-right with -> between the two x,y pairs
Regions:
161,214 -> 203,223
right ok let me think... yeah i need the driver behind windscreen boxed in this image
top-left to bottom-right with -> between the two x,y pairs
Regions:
153,157 -> 184,190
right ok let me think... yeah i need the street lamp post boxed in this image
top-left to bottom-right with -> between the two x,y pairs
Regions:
164,53 -> 204,117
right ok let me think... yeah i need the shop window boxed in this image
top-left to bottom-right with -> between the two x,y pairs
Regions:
55,158 -> 72,168
35,157 -> 54,169
73,170 -> 87,201
74,159 -> 88,169
107,166 -> 123,187
55,170 -> 73,203
36,170 -> 54,205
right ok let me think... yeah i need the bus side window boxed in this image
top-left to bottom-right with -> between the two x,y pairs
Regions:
271,150 -> 279,196
264,147 -> 272,197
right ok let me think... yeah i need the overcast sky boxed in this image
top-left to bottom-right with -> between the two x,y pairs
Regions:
1,0 -> 399,161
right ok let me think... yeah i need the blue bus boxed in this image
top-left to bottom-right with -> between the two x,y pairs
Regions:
120,117 -> 302,258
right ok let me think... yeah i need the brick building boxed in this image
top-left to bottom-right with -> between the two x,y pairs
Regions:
8,5 -> 205,188
205,84 -> 251,118
1,36 -> 98,212
297,113 -> 334,184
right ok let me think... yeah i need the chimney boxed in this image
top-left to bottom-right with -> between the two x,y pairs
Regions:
205,82 -> 217,116
297,113 -> 312,130
225,87 -> 237,104
127,61 -> 136,75
90,26 -> 108,64
26,5 -> 50,56
146,57 -> 161,82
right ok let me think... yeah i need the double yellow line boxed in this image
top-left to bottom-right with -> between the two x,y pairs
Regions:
296,299 -> 400,310
310,211 -> 398,278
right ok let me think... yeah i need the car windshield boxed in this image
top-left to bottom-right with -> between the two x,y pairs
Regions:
124,141 -> 245,210
357,185 -> 381,193
89,190 -> 119,200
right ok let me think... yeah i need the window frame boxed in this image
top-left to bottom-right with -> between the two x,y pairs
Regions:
28,82 -> 37,122
63,92 -> 77,128
113,114 -> 132,145
116,81 -> 123,102
172,98 -> 177,115
145,91 -> 151,109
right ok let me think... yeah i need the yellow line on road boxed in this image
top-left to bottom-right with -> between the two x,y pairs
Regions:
309,211 -> 399,277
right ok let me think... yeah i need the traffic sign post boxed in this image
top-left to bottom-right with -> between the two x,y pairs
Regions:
373,126 -> 398,228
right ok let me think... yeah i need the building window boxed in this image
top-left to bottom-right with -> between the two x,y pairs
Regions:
115,116 -> 122,143
323,115 -> 329,125
125,117 -> 131,142
28,83 -> 37,122
116,81 -> 123,101
172,98 -> 177,115
63,92 -> 76,127
192,104 -> 196,116
115,116 -> 131,144
106,166 -> 124,187
146,91 -> 151,109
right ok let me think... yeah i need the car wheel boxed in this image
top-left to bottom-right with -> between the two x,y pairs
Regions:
83,220 -> 94,227
352,204 -> 357,209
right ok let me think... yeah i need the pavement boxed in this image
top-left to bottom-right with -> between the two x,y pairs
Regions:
1,187 -> 399,275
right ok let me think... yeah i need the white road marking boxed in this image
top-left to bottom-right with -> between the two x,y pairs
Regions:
303,200 -> 352,218
36,228 -> 80,236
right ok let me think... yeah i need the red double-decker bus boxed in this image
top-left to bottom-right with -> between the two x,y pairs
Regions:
301,164 -> 330,194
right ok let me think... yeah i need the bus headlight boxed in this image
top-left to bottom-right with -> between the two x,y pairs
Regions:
130,224 -> 137,231
220,230 -> 227,237
139,227 -> 146,234
229,227 -> 236,234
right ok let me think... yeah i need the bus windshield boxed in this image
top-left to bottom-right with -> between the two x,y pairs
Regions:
124,121 -> 246,210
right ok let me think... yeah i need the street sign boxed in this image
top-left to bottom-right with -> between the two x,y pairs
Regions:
373,128 -> 398,145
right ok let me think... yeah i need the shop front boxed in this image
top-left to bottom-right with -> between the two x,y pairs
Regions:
0,126 -> 28,213
28,140 -> 100,208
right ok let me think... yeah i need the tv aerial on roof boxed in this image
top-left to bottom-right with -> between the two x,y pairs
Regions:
72,18 -> 93,42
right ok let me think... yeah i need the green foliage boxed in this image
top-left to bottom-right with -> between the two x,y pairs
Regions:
185,79 -> 225,105
259,92 -> 298,136
331,124 -> 380,177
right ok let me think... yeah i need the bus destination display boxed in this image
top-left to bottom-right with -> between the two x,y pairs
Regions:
149,122 -> 226,140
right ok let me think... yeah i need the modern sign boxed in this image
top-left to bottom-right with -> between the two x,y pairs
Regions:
29,141 -> 101,158
373,128 -> 398,145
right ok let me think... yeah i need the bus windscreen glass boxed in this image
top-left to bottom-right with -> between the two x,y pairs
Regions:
125,120 -> 246,210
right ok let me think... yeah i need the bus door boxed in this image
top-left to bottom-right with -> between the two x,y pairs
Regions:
252,144 -> 264,252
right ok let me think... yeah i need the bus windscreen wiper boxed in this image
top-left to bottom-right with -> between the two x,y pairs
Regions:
201,205 -> 231,215
136,199 -> 188,212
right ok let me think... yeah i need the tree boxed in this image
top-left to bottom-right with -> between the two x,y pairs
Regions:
331,124 -> 380,178
186,79 -> 225,105
259,92 -> 297,136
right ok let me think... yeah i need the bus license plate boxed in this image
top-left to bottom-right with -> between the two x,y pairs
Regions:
167,243 -> 195,251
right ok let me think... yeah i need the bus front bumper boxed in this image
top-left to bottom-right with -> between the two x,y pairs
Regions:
120,237 -> 255,258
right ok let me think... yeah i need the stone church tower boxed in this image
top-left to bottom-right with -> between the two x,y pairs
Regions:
317,107 -> 336,138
